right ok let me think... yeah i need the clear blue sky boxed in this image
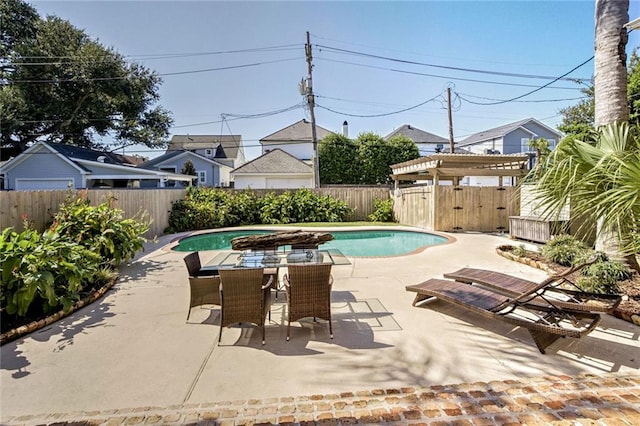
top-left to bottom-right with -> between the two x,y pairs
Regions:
31,0 -> 640,160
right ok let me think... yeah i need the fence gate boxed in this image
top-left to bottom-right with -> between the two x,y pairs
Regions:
435,186 -> 512,232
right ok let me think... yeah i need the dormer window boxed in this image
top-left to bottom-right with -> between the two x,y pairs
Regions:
205,148 -> 214,157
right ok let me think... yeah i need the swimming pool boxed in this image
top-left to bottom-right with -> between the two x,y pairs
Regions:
172,229 -> 449,257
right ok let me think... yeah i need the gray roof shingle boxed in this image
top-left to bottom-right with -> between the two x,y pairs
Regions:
260,119 -> 332,142
232,149 -> 312,174
385,124 -> 448,143
168,135 -> 242,159
458,118 -> 539,146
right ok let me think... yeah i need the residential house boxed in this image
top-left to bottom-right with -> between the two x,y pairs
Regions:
161,134 -> 246,186
454,118 -> 563,186
232,149 -> 313,189
385,124 -> 450,155
138,150 -> 233,188
0,142 -> 193,190
260,119 -> 332,160
457,118 -> 562,156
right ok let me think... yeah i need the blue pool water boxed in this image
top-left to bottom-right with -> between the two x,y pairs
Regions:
173,229 -> 448,257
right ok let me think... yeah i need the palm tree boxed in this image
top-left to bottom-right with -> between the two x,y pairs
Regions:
594,0 -> 629,126
532,122 -> 640,272
592,0 -> 629,258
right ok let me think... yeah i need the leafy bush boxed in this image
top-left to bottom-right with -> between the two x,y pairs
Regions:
168,188 -> 351,231
259,189 -> 350,224
540,234 -> 589,266
576,258 -> 631,294
0,225 -> 101,316
53,192 -> 150,266
368,198 -> 395,222
167,188 -> 261,232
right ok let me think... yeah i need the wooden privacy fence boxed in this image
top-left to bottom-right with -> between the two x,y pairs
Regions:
393,185 -> 519,233
0,187 -> 391,237
0,189 -> 189,238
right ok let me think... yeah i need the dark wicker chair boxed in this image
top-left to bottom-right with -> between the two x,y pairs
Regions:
219,268 -> 272,345
183,252 -> 221,321
283,263 -> 334,341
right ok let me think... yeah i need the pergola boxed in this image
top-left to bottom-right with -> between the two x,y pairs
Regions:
390,153 -> 530,187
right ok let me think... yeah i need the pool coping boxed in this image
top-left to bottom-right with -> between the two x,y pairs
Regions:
162,224 -> 457,258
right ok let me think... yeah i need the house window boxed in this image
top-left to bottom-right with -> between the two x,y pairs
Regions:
547,139 -> 557,150
160,166 -> 176,173
521,138 -> 531,153
205,149 -> 214,157
197,171 -> 206,185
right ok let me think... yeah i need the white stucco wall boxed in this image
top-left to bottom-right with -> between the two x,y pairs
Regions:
262,142 -> 314,160
233,174 -> 313,189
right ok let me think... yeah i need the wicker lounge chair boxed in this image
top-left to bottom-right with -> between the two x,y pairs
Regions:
218,268 -> 273,345
183,252 -> 221,321
443,262 -> 622,313
406,279 -> 602,354
283,263 -> 334,341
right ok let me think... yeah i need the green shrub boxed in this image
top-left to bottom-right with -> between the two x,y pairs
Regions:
167,188 -> 261,232
513,244 -> 529,258
368,198 -> 395,222
259,189 -> 351,224
167,188 -> 351,230
0,225 -> 101,317
53,192 -> 149,266
540,234 -> 589,266
576,258 -> 631,294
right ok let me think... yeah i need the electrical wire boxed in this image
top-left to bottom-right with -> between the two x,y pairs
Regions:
315,57 -> 584,90
316,44 -> 591,83
316,94 -> 442,118
457,93 -> 589,103
457,56 -> 594,105
12,44 -> 303,62
10,57 -> 303,83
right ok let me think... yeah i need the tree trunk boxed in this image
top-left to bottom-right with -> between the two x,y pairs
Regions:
594,0 -> 629,127
593,0 -> 630,259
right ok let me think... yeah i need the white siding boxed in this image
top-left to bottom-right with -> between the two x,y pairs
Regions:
262,142 -> 313,160
15,178 -> 74,190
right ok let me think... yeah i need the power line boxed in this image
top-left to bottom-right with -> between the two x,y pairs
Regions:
311,33 -> 585,68
316,94 -> 442,118
316,58 -> 584,91
456,56 -> 594,106
10,57 -> 302,83
457,93 -> 589,103
12,44 -> 303,62
316,44 -> 592,83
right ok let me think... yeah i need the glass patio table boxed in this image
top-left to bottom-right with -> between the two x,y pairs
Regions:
202,248 -> 351,271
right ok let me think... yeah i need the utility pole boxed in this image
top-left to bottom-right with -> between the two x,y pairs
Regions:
305,31 -> 320,188
447,87 -> 454,154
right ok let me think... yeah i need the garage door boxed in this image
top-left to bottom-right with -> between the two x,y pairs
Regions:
15,179 -> 74,190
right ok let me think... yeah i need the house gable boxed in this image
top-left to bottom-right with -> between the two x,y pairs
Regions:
233,149 -> 312,175
259,119 -> 333,161
0,141 -> 194,190
140,150 -> 233,187
167,134 -> 245,167
232,149 -> 313,190
458,118 -> 563,154
385,124 -> 449,155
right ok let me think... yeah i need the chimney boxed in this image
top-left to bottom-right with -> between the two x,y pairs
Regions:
342,120 -> 349,137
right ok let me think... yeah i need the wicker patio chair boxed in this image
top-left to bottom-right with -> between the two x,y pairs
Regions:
406,278 -> 602,354
283,263 -> 334,341
183,252 -> 221,322
443,258 -> 622,313
218,268 -> 273,345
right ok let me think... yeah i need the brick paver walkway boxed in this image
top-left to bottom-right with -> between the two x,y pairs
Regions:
3,372 -> 639,425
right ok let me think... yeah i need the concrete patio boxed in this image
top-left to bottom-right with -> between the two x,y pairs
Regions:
1,227 -> 638,425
